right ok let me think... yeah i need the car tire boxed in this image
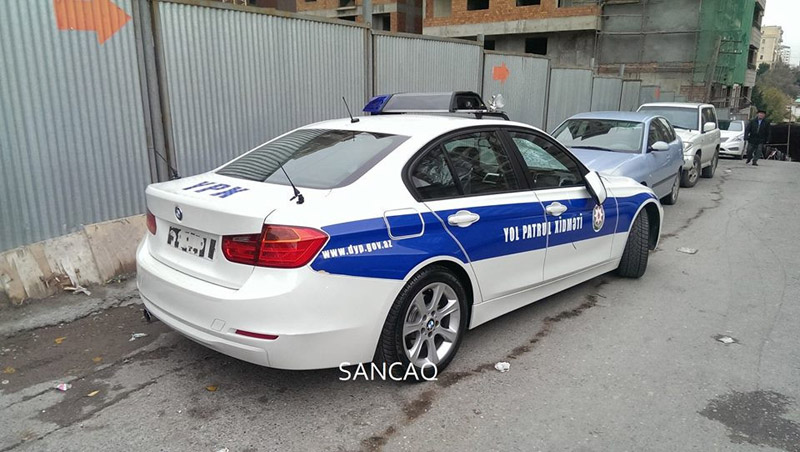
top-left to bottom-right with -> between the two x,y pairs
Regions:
375,265 -> 468,381
661,171 -> 680,205
681,155 -> 701,188
616,211 -> 650,279
701,150 -> 718,178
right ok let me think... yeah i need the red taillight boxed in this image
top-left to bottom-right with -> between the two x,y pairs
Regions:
222,225 -> 328,268
235,330 -> 278,340
146,209 -> 157,235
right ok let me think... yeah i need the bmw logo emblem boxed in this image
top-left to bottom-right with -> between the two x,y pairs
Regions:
174,206 -> 183,221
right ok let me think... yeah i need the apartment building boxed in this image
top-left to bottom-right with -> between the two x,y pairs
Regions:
777,45 -> 791,65
296,0 -> 423,33
757,25 -> 783,65
596,0 -> 765,115
422,0 -> 601,68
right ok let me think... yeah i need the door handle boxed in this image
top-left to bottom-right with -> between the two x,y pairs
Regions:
545,202 -> 568,217
447,210 -> 480,228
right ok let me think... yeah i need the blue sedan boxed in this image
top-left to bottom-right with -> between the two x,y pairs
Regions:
552,111 -> 684,205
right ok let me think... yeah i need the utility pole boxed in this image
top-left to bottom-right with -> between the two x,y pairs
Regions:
362,0 -> 372,29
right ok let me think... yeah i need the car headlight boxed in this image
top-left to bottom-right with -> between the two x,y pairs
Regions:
683,142 -> 694,151
732,134 -> 744,142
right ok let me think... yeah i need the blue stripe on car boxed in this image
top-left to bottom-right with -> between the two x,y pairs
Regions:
311,193 -> 655,279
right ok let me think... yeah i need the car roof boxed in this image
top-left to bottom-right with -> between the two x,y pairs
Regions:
298,114 -> 537,138
565,111 -> 657,122
640,102 -> 713,109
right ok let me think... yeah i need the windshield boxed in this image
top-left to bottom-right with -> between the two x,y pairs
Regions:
217,129 -> 409,189
553,119 -> 644,154
638,106 -> 698,130
719,120 -> 743,131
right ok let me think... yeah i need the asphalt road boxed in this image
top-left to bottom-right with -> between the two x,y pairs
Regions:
2,158 -> 799,452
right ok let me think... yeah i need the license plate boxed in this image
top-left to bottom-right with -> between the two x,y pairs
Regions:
167,227 -> 217,260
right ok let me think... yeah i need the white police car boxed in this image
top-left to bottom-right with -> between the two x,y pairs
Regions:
136,92 -> 662,378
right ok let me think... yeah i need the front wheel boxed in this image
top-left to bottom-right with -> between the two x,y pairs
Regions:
661,171 -> 680,205
701,150 -> 718,178
681,155 -> 701,188
375,266 -> 468,381
616,211 -> 650,278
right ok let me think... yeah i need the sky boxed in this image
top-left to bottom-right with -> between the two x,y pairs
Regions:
762,0 -> 800,65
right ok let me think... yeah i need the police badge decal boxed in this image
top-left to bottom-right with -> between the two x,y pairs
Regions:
592,204 -> 605,232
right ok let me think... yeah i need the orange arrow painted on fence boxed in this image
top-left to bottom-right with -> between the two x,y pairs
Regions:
492,63 -> 510,84
54,0 -> 131,44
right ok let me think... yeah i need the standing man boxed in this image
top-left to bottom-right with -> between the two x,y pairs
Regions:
744,110 -> 770,166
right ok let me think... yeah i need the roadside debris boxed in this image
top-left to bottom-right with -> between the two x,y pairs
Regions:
54,336 -> 67,344
64,285 -> 92,296
494,362 -> 511,373
87,390 -> 100,397
216,448 -> 230,452
2,366 -> 15,374
677,247 -> 699,255
206,385 -> 219,392
714,334 -> 738,345
1,380 -> 9,385
92,357 -> 103,363
55,383 -> 72,392
129,333 -> 148,342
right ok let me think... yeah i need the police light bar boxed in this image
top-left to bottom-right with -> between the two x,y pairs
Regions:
363,91 -> 490,115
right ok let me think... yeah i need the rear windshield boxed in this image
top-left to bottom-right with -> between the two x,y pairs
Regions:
217,129 -> 409,189
719,120 -> 743,131
638,106 -> 698,131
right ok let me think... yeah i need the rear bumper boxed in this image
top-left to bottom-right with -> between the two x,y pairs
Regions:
136,240 -> 402,370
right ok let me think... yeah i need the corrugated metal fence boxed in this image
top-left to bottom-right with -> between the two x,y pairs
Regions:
0,0 -> 151,251
0,0 -> 670,252
482,52 -> 549,129
158,2 -> 369,176
374,32 -> 482,94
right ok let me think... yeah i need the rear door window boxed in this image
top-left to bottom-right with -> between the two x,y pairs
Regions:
217,129 -> 409,189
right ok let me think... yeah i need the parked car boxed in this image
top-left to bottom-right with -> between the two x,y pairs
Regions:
718,119 -> 747,159
552,111 -> 684,205
136,92 -> 663,379
637,103 -> 721,188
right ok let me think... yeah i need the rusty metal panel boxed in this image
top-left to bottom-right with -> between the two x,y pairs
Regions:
374,33 -> 482,94
482,52 -> 549,128
620,80 -> 643,111
591,77 -> 623,112
0,0 -> 150,251
158,1 -> 368,176
546,68 -> 593,132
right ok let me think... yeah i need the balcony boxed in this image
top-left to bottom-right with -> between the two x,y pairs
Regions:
745,69 -> 757,87
750,26 -> 761,47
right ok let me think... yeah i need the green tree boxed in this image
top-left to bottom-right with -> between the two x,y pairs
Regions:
758,86 -> 790,123
757,63 -> 770,76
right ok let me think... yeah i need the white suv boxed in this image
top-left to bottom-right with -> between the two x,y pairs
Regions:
638,103 -> 721,187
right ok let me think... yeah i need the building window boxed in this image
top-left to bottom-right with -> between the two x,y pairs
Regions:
484,39 -> 496,51
467,0 -> 489,10
516,0 -> 540,5
525,37 -> 547,55
340,15 -> 356,21
339,0 -> 354,7
374,13 -> 391,31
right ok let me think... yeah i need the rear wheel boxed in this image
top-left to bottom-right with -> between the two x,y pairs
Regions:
616,212 -> 650,278
660,171 -> 680,205
681,155 -> 701,188
701,150 -> 718,178
376,266 -> 468,381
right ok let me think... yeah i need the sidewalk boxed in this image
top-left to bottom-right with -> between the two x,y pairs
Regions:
0,277 -> 141,338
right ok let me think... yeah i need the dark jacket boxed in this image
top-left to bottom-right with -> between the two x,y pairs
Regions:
745,117 -> 771,144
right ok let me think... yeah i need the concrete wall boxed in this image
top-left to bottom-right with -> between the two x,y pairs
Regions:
0,216 -> 145,305
492,31 -> 595,68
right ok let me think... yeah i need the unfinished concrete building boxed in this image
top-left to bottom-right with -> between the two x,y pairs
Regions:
597,0 -> 766,118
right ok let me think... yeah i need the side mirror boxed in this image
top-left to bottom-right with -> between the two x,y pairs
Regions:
650,141 -> 670,152
584,171 -> 607,205
703,122 -> 717,133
